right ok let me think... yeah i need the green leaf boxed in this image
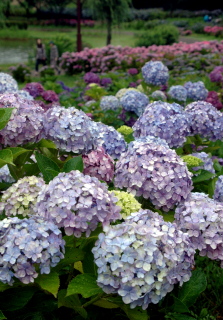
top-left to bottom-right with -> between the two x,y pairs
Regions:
0,310 -> 6,320
37,139 -> 57,149
0,149 -> 14,168
93,299 -> 119,309
0,283 -> 11,292
54,248 -> 85,271
35,152 -> 60,183
62,156 -> 84,173
45,168 -> 60,179
35,271 -> 60,298
6,147 -> 31,161
66,274 -> 103,298
23,163 -> 40,177
120,305 -> 149,320
170,314 -> 196,320
208,177 -> 218,198
192,170 -> 215,183
1,287 -> 37,311
0,108 -> 14,130
58,290 -> 87,319
162,212 -> 175,223
177,270 -> 207,307
172,297 -> 190,313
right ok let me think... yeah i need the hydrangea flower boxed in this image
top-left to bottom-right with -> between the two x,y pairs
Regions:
120,90 -> 149,116
100,96 -> 121,111
0,216 -> 65,284
0,72 -> 18,94
115,88 -> 139,99
83,72 -> 100,84
133,101 -> 190,148
0,165 -> 15,184
181,155 -> 203,168
42,106 -> 96,154
16,90 -> 34,101
184,81 -> 208,101
111,190 -> 141,219
128,68 -> 138,75
41,90 -> 59,103
23,82 -> 45,98
213,175 -> 223,203
191,152 -> 215,175
168,85 -> 187,102
117,125 -> 133,136
175,192 -> 223,267
0,176 -> 45,218
100,78 -> 112,87
151,90 -> 166,101
114,140 -> 193,211
185,101 -> 223,141
205,91 -> 223,110
141,61 -> 169,86
0,93 -> 44,147
83,147 -> 114,183
34,171 -> 121,237
209,66 -> 223,84
93,209 -> 195,309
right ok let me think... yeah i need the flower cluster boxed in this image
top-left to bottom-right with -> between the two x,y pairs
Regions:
41,90 -> 59,103
120,90 -> 149,116
83,72 -> 100,84
115,88 -> 139,99
184,81 -> 208,101
34,171 -> 121,237
100,77 -> 112,87
42,106 -> 96,154
181,155 -> 203,168
93,210 -> 195,309
141,61 -> 169,86
117,125 -> 133,136
209,66 -> 223,84
83,147 -> 114,183
133,101 -> 190,148
151,90 -> 166,101
0,165 -> 15,184
175,192 -> 223,267
128,68 -> 138,75
191,152 -> 215,175
0,176 -> 45,218
23,82 -> 45,98
168,85 -> 187,102
0,72 -> 18,94
214,175 -> 223,203
205,91 -> 223,110
185,101 -> 223,141
114,140 -> 193,211
100,96 -> 121,111
112,190 -> 141,219
16,90 -> 34,101
0,216 -> 65,284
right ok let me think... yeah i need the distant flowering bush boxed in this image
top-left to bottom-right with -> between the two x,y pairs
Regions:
191,152 -> 215,175
209,66 -> 223,84
0,72 -> 18,94
128,68 -> 138,75
204,26 -> 223,36
100,96 -> 121,111
120,90 -> 149,116
100,77 -> 112,87
93,210 -> 195,309
35,171 -> 121,237
184,81 -> 208,101
205,91 -> 223,110
168,85 -> 187,102
112,190 -> 141,219
151,90 -> 166,101
23,82 -> 45,98
83,72 -> 100,84
115,88 -> 139,99
141,61 -> 169,85
214,175 -> 223,202
41,90 -> 59,103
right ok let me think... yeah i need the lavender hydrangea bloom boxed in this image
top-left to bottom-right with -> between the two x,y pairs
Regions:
114,140 -> 193,211
34,171 -> 121,237
23,82 -> 45,98
141,61 -> 169,86
83,72 -> 100,84
41,90 -> 59,103
209,66 -> 223,84
0,176 -> 45,217
100,78 -> 112,87
16,90 -> 34,101
185,101 -> 223,141
93,209 -> 195,309
168,85 -> 187,102
151,90 -> 166,101
184,81 -> 208,101
0,165 -> 15,184
135,135 -> 169,148
0,216 -> 65,284
175,192 -> 223,267
100,96 -> 121,111
0,72 -> 18,94
83,147 -> 114,183
42,106 -> 96,154
133,101 -> 190,148
191,152 -> 215,175
120,90 -> 149,116
214,176 -> 223,202
0,93 -> 44,147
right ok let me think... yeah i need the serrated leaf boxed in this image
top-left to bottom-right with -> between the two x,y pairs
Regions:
1,287 -> 37,311
58,290 -> 87,319
54,248 -> 85,270
35,152 -> 60,183
93,299 -> 119,309
120,304 -> 149,320
66,274 -> 103,298
6,147 -> 31,161
0,108 -> 14,130
0,310 -> 6,320
0,149 -> 14,168
35,271 -> 60,298
192,170 -> 215,183
172,297 -> 190,313
177,270 -> 207,307
62,156 -> 84,173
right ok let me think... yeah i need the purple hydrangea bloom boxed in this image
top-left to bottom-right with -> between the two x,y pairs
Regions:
184,81 -> 208,101
128,68 -> 138,75
0,216 -> 65,284
114,140 -> 193,211
41,90 -> 59,103
93,209 -> 195,309
0,165 -> 15,184
191,152 -> 215,175
0,93 -> 44,147
151,90 -> 167,101
175,192 -> 223,267
23,82 -> 45,98
168,85 -> 187,102
0,72 -> 18,94
34,171 -> 121,237
185,101 -> 223,141
141,61 -> 169,86
205,91 -> 223,110
214,175 -> 223,202
209,66 -> 223,84
83,72 -> 100,84
42,106 -> 96,154
120,90 -> 149,117
133,101 -> 190,148
100,78 -> 112,87
83,147 -> 114,183
100,96 -> 121,111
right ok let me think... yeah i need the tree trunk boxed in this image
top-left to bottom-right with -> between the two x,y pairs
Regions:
106,18 -> 112,45
76,0 -> 82,52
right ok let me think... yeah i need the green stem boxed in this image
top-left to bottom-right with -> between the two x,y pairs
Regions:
82,293 -> 104,308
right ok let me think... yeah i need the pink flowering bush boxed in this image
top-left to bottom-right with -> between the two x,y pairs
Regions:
204,26 -> 223,37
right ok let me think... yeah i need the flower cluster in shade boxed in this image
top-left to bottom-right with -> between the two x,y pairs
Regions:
174,192 -> 223,267
141,61 -> 169,86
100,96 -> 121,111
0,93 -> 44,147
213,175 -> 223,203
0,176 -> 45,218
34,170 -> 121,238
133,101 -> 191,148
117,125 -> 133,136
168,85 -> 187,102
83,72 -> 100,84
0,216 -> 65,284
151,90 -> 166,101
191,152 -> 215,175
100,77 -> 112,87
82,147 -> 114,183
120,90 -> 149,117
209,66 -> 223,84
0,165 -> 15,184
128,68 -> 138,75
184,101 -> 223,141
181,155 -> 203,169
93,209 -> 195,309
42,106 -> 96,154
23,82 -> 45,98
41,90 -> 59,103
91,122 -> 127,160
205,91 -> 223,110
0,72 -> 18,94
184,81 -> 208,101
115,88 -> 139,99
111,190 -> 141,219
114,139 -> 193,211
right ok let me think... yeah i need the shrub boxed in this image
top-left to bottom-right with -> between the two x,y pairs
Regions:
172,20 -> 189,28
191,22 -> 206,34
9,64 -> 31,83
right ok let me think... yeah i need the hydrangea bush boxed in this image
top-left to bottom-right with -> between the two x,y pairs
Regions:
142,61 -> 169,85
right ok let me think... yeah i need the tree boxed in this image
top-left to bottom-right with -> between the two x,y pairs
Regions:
89,0 -> 131,45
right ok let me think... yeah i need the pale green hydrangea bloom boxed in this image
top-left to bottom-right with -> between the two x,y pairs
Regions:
181,155 -> 203,168
115,87 -> 139,99
112,190 -> 141,219
117,125 -> 133,136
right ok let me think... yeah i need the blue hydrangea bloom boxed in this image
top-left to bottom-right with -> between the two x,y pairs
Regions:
141,61 -> 169,86
100,96 -> 121,111
168,85 -> 187,102
184,81 -> 208,101
120,90 -> 149,116
0,165 -> 15,184
0,72 -> 18,94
